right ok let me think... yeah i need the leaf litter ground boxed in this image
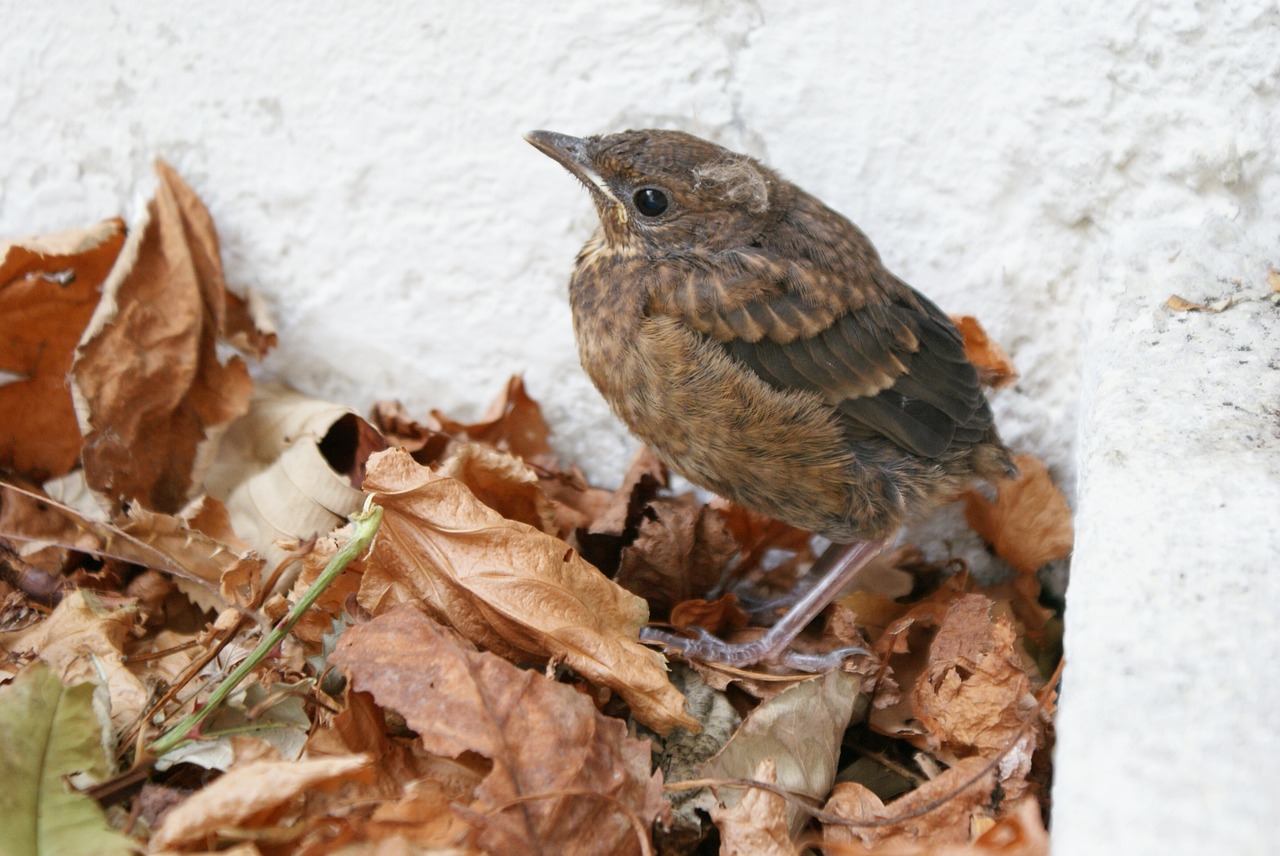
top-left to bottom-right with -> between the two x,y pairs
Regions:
0,162 -> 1069,855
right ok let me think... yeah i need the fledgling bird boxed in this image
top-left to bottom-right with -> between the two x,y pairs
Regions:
526,129 -> 1016,669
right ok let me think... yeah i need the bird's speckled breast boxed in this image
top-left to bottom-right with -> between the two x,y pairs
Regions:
569,236 -> 891,541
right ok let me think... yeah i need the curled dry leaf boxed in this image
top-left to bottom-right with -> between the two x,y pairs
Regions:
670,593 -> 750,637
912,595 -> 1038,778
709,759 -> 796,856
702,670 -> 861,839
202,381 -> 376,563
149,754 -> 373,850
359,448 -> 697,734
962,454 -> 1073,574
330,607 -> 665,856
823,756 -> 996,850
437,442 -> 558,535
950,315 -> 1019,388
615,493 -> 739,617
71,160 -> 268,513
0,590 -> 147,732
0,219 -> 126,481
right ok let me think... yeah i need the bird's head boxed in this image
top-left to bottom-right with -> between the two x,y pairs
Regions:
525,129 -> 787,254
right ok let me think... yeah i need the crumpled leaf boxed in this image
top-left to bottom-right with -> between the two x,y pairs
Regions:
330,606 -> 665,856
0,662 -> 134,856
614,493 -> 739,618
0,219 -> 126,481
702,670 -> 861,839
950,315 -> 1018,388
912,595 -> 1038,782
709,759 -> 796,856
823,756 -> 997,850
149,753 -> 373,850
437,442 -> 558,534
358,448 -> 696,734
0,590 -> 145,733
71,160 -> 269,513
962,454 -> 1073,573
575,445 -> 668,574
670,593 -> 750,637
433,374 -> 555,466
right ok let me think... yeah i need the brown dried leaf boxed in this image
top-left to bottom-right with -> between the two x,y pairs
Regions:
433,375 -> 554,465
1269,269 -> 1280,293
951,315 -> 1019,388
710,759 -> 796,856
1165,294 -> 1208,311
962,454 -> 1073,573
149,754 -> 373,850
822,756 -> 996,850
912,595 -> 1037,774
369,399 -> 451,465
437,442 -> 558,534
72,160 -> 264,513
670,593 -> 750,637
330,607 -> 665,856
615,494 -> 738,617
0,220 -> 126,481
359,448 -> 697,734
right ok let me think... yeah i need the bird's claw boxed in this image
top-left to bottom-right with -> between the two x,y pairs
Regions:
640,626 -> 869,672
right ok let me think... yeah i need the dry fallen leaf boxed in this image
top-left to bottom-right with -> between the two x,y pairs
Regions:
615,493 -> 739,617
703,670 -> 861,839
437,442 -> 558,535
358,448 -> 697,734
670,593 -> 750,637
823,756 -> 997,850
710,759 -> 796,856
201,381 -> 377,562
912,595 -> 1038,775
71,160 -> 268,513
149,753 -> 373,850
0,590 -> 147,732
0,219 -> 126,481
950,315 -> 1019,388
433,374 -> 556,466
962,454 -> 1073,573
331,607 -> 664,856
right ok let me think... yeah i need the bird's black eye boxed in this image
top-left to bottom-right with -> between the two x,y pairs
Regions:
632,188 -> 669,217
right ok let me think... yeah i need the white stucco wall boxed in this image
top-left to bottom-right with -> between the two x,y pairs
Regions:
4,2 -> 1278,853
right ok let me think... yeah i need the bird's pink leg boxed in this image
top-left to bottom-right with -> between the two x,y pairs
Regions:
641,537 -> 889,670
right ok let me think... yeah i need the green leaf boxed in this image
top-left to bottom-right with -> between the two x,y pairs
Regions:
0,663 -> 136,856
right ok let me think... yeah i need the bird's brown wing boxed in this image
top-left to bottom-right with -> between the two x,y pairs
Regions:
649,251 -> 992,458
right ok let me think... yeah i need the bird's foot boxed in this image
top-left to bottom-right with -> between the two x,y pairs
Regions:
640,625 -> 869,672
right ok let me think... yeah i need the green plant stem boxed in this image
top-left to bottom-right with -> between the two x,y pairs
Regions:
148,499 -> 383,757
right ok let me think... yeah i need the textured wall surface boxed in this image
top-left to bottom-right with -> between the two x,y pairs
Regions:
3,2 -> 1278,852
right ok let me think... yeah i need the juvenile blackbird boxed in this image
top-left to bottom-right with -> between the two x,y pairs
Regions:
526,129 -> 1016,669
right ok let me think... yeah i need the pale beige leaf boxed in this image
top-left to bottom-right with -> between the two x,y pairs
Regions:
710,759 -> 797,856
0,590 -> 146,733
202,381 -> 378,563
702,670 -> 860,838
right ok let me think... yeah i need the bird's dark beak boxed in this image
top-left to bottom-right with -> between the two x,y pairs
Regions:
525,130 -> 625,214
